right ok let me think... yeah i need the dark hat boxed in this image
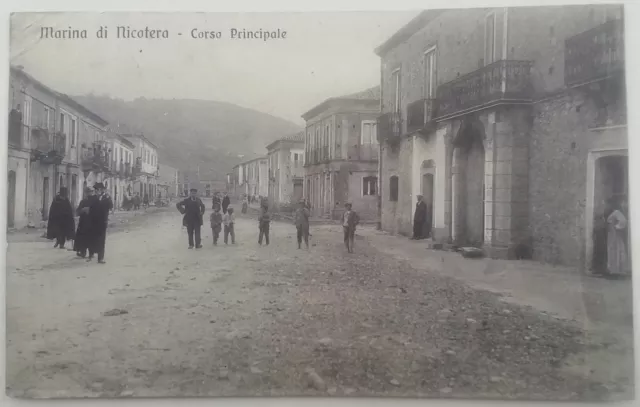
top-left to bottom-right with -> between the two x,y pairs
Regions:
345,202 -> 352,207
190,188 -> 198,192
93,182 -> 105,190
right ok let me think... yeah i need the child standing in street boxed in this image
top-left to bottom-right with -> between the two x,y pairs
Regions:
223,207 -> 236,244
210,206 -> 223,245
258,205 -> 271,246
295,199 -> 310,249
342,202 -> 359,253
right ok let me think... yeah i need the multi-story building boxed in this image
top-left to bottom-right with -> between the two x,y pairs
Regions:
243,157 -> 268,200
376,5 -> 626,269
122,133 -> 160,200
302,87 -> 380,220
8,66 -> 108,228
104,132 -> 136,208
266,132 -> 305,208
158,164 -> 179,199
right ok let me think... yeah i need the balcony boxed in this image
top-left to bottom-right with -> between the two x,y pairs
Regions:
407,98 -> 437,134
376,111 -> 402,143
30,129 -> 66,165
81,143 -> 109,173
435,60 -> 533,119
565,19 -> 624,87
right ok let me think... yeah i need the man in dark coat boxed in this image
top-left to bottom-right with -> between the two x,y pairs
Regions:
221,192 -> 231,214
177,188 -> 206,249
47,187 -> 76,249
412,195 -> 430,240
73,187 -> 97,258
86,182 -> 113,264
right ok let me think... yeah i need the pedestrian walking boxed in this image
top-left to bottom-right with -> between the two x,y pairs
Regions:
295,199 -> 310,249
143,192 -> 149,210
210,206 -> 223,245
223,207 -> 236,244
241,196 -> 248,214
46,187 -> 76,249
133,193 -> 141,210
222,192 -> 231,214
258,205 -> 271,245
86,183 -> 113,264
412,195 -> 430,240
342,202 -> 359,253
176,188 -> 205,249
212,192 -> 221,211
73,187 -> 96,258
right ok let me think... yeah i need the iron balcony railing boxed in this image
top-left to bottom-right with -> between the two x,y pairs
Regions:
29,129 -> 66,164
436,59 -> 533,119
565,19 -> 625,87
376,111 -> 402,143
81,142 -> 109,172
407,98 -> 437,133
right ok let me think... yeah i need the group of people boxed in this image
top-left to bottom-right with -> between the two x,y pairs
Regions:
593,195 -> 631,278
122,192 -> 149,211
176,189 -> 360,252
46,182 -> 113,263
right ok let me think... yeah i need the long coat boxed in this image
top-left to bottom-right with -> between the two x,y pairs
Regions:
413,200 -> 429,239
177,197 -> 205,226
46,196 -> 75,240
221,196 -> 231,212
87,195 -> 113,251
73,195 -> 97,252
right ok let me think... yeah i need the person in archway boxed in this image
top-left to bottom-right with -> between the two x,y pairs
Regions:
221,192 -> 231,214
46,187 -> 75,249
73,187 -> 97,258
176,188 -> 205,249
606,196 -> 631,278
412,195 -> 428,240
86,182 -> 113,264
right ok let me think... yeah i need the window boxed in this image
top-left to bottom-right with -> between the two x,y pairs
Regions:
392,68 -> 402,113
363,176 -> 377,196
485,12 -> 497,65
44,107 -> 51,129
59,113 -> 65,132
70,118 -> 77,147
361,120 -> 378,145
424,47 -> 437,98
389,176 -> 399,201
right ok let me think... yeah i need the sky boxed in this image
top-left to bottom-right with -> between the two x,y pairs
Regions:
10,11 -> 416,125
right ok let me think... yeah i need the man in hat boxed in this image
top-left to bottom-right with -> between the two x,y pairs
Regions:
73,187 -> 97,258
46,187 -> 75,249
342,202 -> 359,253
86,182 -> 113,263
176,188 -> 206,249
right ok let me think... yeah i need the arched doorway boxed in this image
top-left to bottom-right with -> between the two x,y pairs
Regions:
452,118 -> 486,246
7,170 -> 16,228
421,160 -> 436,237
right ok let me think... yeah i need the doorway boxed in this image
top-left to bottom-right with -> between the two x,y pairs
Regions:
7,170 -> 16,228
421,159 -> 436,238
71,174 -> 78,208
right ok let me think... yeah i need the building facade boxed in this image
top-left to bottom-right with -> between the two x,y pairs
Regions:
302,87 -> 380,220
9,66 -> 109,228
104,132 -> 136,208
123,134 -> 159,200
376,5 -> 626,269
266,133 -> 305,208
242,157 -> 268,199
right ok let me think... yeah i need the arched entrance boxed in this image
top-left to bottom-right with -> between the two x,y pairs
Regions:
7,170 -> 16,228
421,159 -> 436,237
452,117 -> 486,246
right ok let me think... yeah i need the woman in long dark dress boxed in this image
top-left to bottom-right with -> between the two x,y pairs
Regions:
73,188 -> 96,258
46,187 -> 75,249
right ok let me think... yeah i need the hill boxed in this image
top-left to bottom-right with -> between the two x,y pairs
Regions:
73,95 -> 302,181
